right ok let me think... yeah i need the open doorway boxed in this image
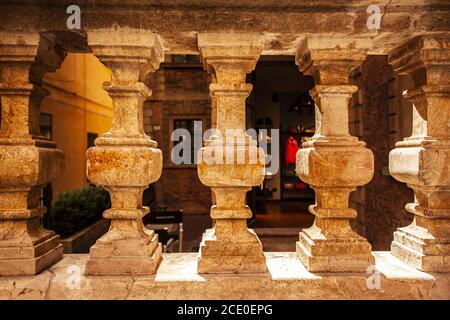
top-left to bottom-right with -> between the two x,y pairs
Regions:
246,56 -> 316,250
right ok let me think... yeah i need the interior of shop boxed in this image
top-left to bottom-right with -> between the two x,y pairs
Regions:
247,56 -> 316,229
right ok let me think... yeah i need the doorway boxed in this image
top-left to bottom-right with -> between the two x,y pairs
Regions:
246,56 -> 316,250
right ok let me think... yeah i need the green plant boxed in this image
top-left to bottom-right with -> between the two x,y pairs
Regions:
47,184 -> 111,238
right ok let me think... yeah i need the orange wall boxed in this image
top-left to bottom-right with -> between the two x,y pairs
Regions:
41,53 -> 112,197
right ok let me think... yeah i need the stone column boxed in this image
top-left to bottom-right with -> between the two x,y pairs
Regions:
389,35 -> 449,272
85,30 -> 164,276
0,32 -> 65,275
197,33 -> 267,273
295,36 -> 375,272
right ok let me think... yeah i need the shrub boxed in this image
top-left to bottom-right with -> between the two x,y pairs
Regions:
47,184 -> 111,238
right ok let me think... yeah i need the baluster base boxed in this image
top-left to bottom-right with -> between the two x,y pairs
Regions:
85,219 -> 162,276
297,216 -> 374,273
197,226 -> 267,274
0,218 -> 63,276
391,218 -> 450,272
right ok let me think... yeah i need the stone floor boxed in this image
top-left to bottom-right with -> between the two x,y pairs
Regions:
0,252 -> 448,300
253,200 -> 314,228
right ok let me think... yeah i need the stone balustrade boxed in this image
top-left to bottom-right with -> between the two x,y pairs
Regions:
0,0 -> 448,299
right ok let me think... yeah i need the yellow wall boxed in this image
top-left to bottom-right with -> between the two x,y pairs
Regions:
41,53 -> 112,197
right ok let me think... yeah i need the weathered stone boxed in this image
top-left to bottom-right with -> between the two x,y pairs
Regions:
197,33 -> 267,273
0,1 -> 448,56
0,0 -> 447,298
84,29 -> 165,276
389,34 -> 450,272
295,35 -> 375,272
0,32 -> 65,276
0,252 -> 449,300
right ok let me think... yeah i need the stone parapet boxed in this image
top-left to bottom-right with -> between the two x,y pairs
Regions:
0,252 -> 448,300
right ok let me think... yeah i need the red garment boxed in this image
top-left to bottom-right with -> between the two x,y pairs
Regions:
295,183 -> 307,189
284,136 -> 299,165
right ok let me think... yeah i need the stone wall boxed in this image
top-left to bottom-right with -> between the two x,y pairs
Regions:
145,62 -> 212,214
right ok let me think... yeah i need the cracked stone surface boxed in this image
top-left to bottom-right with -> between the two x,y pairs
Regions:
0,252 -> 448,300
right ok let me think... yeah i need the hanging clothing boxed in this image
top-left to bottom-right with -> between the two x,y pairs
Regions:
284,135 -> 299,165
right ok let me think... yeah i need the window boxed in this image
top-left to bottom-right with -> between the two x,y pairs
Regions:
87,132 -> 98,149
40,113 -> 52,139
173,119 -> 202,165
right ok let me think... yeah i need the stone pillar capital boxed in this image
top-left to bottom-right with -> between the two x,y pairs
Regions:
88,29 -> 164,82
197,33 -> 264,135
389,34 -> 450,141
0,32 -> 66,83
198,33 -> 264,84
310,84 -> 358,99
208,83 -> 253,101
0,32 -> 66,142
296,35 -> 371,85
87,29 -> 165,146
389,34 -> 450,87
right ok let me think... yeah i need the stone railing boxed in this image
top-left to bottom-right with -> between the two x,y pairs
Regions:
0,0 -> 448,299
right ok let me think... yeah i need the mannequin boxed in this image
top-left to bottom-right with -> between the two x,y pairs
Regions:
284,127 -> 299,166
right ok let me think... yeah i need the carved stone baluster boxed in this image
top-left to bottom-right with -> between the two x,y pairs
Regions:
85,30 -> 164,275
0,32 -> 65,275
389,34 -> 450,272
295,36 -> 375,272
197,33 -> 267,273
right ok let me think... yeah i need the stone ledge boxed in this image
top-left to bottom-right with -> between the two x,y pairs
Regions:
0,252 -> 448,300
